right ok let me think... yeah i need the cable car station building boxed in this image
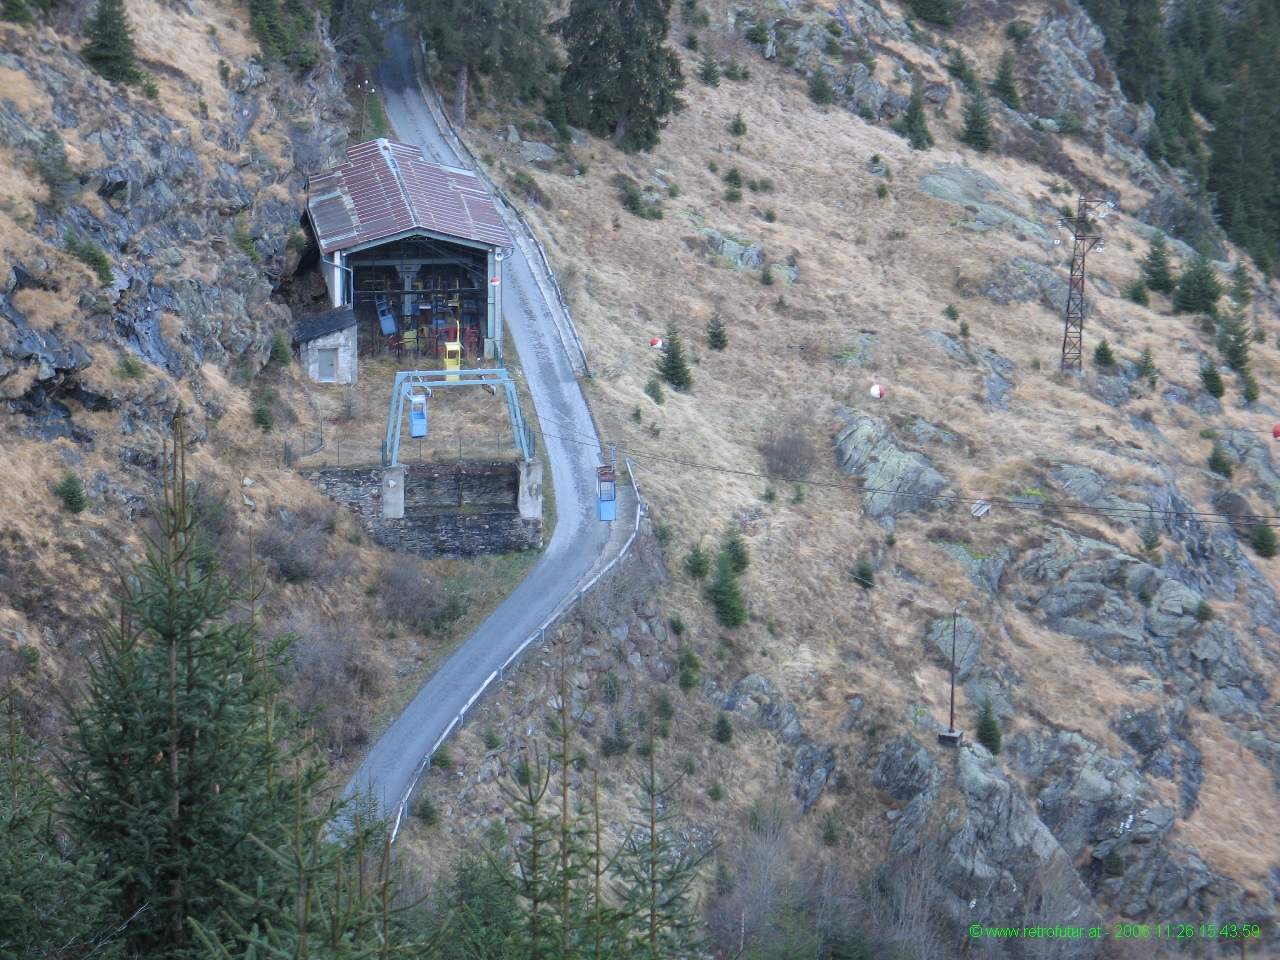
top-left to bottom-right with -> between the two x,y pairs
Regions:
306,139 -> 512,363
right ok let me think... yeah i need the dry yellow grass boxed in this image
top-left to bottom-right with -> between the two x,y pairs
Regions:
457,0 -> 1280,895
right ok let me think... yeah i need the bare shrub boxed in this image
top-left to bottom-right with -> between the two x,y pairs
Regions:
869,840 -> 948,960
377,557 -> 461,635
256,504 -> 354,585
277,604 -> 390,757
760,425 -> 817,480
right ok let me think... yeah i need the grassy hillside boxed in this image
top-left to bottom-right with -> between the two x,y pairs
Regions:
435,0 -> 1280,928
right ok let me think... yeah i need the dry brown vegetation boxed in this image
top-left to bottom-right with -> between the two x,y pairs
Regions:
451,0 -> 1280,900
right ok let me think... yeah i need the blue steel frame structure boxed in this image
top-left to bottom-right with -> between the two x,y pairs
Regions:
383,368 -> 533,466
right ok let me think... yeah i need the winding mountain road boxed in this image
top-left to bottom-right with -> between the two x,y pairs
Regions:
343,36 -> 611,820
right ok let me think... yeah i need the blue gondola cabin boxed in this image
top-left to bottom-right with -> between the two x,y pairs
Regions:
409,394 -> 428,438
597,466 -> 617,521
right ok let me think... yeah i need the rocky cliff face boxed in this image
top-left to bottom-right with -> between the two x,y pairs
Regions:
0,14 -> 350,453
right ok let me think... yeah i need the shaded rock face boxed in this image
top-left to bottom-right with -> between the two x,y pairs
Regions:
722,673 -> 834,812
983,257 -> 1069,312
1046,462 -> 1147,524
873,736 -> 1103,952
0,41 -> 352,440
1015,531 -> 1259,718
832,409 -> 948,519
1003,730 -> 1243,922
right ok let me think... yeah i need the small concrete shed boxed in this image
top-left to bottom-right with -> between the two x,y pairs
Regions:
295,306 -> 358,384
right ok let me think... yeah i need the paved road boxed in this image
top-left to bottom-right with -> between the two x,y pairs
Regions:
344,36 -> 611,820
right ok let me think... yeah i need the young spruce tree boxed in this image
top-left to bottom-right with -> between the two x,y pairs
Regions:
959,92 -> 994,152
558,0 -> 685,151
898,83 -> 933,150
81,0 -> 141,84
992,50 -> 1020,109
63,418 -> 312,958
706,313 -> 728,350
657,322 -> 692,392
1141,235 -> 1176,294
0,690 -> 113,957
1173,254 -> 1223,316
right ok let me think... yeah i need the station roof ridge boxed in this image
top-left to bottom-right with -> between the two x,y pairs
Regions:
307,138 -> 511,255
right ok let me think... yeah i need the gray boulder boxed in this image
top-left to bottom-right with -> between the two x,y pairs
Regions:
983,257 -> 1070,312
700,228 -> 764,270
936,542 -> 1008,594
833,410 -> 948,518
918,167 -> 1049,240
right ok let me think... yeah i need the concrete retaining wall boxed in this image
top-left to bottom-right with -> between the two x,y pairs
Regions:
307,460 -> 543,557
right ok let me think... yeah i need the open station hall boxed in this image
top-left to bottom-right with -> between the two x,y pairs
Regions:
305,138 -> 514,365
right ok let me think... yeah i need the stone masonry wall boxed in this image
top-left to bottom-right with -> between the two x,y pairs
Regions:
307,461 -> 543,557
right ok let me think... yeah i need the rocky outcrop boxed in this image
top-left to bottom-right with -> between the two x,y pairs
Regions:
833,408 -> 948,520
700,228 -> 764,270
0,37 -> 352,440
936,542 -> 1008,594
718,673 -> 835,812
919,168 -> 1050,241
873,735 -> 1103,951
982,257 -> 1069,312
1015,531 -> 1261,719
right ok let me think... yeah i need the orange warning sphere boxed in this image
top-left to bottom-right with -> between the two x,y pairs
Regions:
650,337 -> 663,349
870,383 -> 885,399
1273,424 -> 1280,440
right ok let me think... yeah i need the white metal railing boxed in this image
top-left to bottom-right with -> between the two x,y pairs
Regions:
388,460 -> 644,841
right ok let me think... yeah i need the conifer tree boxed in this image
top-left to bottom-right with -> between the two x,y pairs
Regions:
81,0 -> 141,84
721,527 -> 749,574
945,49 -> 977,91
416,0 -> 551,126
992,50 -> 1020,109
1123,277 -> 1150,306
657,322 -> 692,392
1,0 -> 32,25
437,848 -> 521,960
706,313 -> 727,350
708,552 -> 746,628
908,0 -> 957,26
1200,359 -> 1225,398
0,690 -> 113,958
614,719 -> 706,960
897,83 -> 933,150
1217,305 -> 1251,372
684,543 -> 711,580
1136,345 -> 1157,384
959,92 -> 994,152
1173,254 -> 1223,316
1250,523 -> 1278,559
976,698 -> 1001,755
1230,261 -> 1253,306
558,0 -> 685,151
1093,337 -> 1116,368
698,52 -> 720,87
63,419 -> 311,958
1208,442 -> 1234,479
1141,235 -> 1175,294
36,130 -> 78,211
807,69 -> 835,105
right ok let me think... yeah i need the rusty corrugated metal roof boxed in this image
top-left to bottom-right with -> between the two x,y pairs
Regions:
307,139 -> 511,255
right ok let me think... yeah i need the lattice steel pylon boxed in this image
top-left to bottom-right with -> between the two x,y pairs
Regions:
1059,197 -> 1115,371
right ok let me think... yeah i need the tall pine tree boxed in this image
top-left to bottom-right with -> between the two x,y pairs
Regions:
557,0 -> 685,151
81,0 -> 140,84
62,419 -> 311,958
415,0 -> 552,126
